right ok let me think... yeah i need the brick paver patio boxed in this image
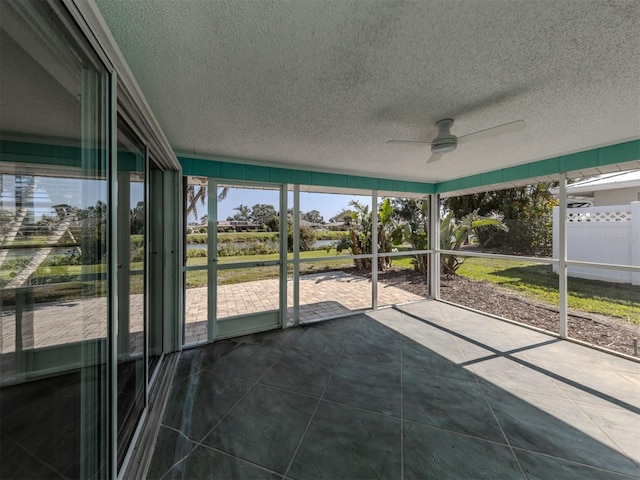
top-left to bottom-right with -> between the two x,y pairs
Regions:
1,271 -> 424,355
184,271 -> 425,343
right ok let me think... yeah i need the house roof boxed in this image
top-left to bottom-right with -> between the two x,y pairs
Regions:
568,170 -> 640,195
94,1 -> 640,186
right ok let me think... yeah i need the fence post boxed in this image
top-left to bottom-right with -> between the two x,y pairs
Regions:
631,201 -> 640,286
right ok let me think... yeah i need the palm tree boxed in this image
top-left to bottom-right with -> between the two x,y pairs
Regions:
185,178 -> 228,220
440,210 -> 507,274
0,175 -> 36,267
6,205 -> 79,288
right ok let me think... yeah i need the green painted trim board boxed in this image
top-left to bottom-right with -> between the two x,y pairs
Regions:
3,138 -> 638,195
178,155 -> 436,194
435,140 -> 640,193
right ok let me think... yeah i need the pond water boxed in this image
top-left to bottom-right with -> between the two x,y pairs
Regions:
2,246 -> 77,260
187,239 -> 335,250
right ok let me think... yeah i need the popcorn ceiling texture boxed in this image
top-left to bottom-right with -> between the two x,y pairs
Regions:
96,0 -> 640,183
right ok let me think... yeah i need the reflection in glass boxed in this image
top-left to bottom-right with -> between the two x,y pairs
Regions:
0,1 -> 110,477
148,161 -> 164,376
116,119 -> 146,469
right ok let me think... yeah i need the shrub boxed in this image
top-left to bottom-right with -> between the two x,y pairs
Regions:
287,226 -> 317,252
186,248 -> 207,258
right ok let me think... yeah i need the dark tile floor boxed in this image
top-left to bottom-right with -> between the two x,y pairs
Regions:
148,300 -> 640,479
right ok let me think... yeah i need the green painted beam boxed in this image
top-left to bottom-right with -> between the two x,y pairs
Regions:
4,139 -> 638,195
0,140 -> 145,173
1,140 -> 83,167
435,140 -> 640,194
178,155 -> 436,195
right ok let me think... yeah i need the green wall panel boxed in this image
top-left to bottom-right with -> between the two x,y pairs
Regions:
180,141 -> 639,196
4,139 -> 638,195
331,174 -> 349,188
435,139 -> 640,193
7,138 -> 630,195
347,175 -> 364,190
290,170 -> 311,185
178,155 -> 435,194
1,140 -> 147,173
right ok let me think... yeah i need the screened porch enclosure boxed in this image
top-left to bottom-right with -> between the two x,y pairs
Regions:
1,0 -> 639,478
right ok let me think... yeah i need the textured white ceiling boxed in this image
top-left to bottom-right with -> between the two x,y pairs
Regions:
96,0 -> 640,183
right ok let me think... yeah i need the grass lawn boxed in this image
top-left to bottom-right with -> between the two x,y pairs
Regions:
456,257 -> 640,323
186,249 -> 357,286
186,230 -> 347,244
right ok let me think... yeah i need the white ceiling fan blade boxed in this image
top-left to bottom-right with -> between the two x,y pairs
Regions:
427,153 -> 444,163
457,120 -> 525,145
386,139 -> 432,145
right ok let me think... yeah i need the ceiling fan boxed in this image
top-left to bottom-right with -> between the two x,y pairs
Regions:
386,118 -> 525,163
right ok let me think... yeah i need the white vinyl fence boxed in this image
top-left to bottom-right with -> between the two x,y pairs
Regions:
553,202 -> 640,286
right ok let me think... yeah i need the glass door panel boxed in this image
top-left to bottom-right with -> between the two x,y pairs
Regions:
0,1 -> 111,477
184,177 -> 209,345
116,119 -> 146,469
148,160 -> 164,378
214,184 -> 283,338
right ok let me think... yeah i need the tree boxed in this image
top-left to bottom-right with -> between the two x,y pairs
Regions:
443,183 -> 557,256
329,209 -> 356,225
79,201 -> 107,265
393,198 -> 429,275
0,175 -> 37,267
440,210 -> 507,274
130,201 -> 144,234
200,215 -> 208,226
185,184 -> 206,220
185,182 -> 229,220
287,225 -> 317,252
301,210 -> 324,224
228,204 -> 250,222
36,214 -> 58,235
249,203 -> 279,231
6,205 -> 80,288
333,199 -> 403,271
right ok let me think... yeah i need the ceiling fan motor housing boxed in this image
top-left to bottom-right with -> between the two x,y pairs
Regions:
431,118 -> 457,154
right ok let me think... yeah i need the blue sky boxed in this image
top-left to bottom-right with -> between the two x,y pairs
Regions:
0,174 -> 370,225
188,187 -> 371,224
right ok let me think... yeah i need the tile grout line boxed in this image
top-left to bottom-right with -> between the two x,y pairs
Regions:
448,313 -> 530,480
416,304 -> 639,478
476,382 -> 530,480
414,306 -> 520,462
558,383 -> 636,462
517,341 -> 637,463
282,318 -> 360,479
195,442 -> 285,479
509,445 -> 640,479
0,432 -> 68,480
455,344 -> 529,480
158,344 -> 287,479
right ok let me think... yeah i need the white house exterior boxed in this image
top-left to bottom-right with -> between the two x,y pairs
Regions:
567,171 -> 640,206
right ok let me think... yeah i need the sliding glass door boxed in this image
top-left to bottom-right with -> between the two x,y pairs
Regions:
0,1 -> 111,477
115,118 -> 147,469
